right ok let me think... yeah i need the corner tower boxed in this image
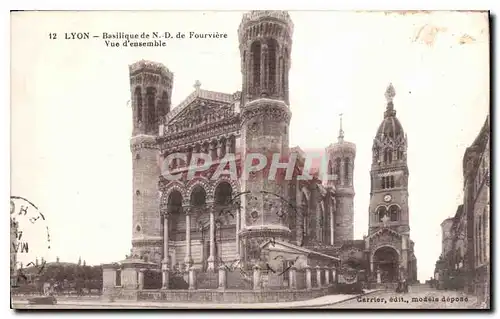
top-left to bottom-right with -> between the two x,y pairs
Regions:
129,60 -> 173,263
368,83 -> 409,235
326,114 -> 356,243
238,11 -> 294,263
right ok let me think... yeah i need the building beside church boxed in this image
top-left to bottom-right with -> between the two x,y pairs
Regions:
434,115 -> 489,305
102,10 -> 417,301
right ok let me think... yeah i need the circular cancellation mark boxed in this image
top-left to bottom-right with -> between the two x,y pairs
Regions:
10,196 -> 51,286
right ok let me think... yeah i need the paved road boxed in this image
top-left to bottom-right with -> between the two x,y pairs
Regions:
318,285 -> 479,309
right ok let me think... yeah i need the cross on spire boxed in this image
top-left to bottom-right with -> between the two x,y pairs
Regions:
194,80 -> 202,91
338,113 -> 344,142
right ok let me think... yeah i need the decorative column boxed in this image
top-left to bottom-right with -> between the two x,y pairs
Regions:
330,203 -> 334,246
161,262 -> 170,290
305,266 -> 312,290
184,206 -> 193,269
188,267 -> 197,290
401,234 -> 408,279
289,266 -> 297,290
207,203 -> 216,271
316,265 -> 322,288
210,141 -> 217,160
260,43 -> 268,96
225,136 -> 232,155
340,158 -> 345,186
235,201 -> 241,256
253,265 -> 262,290
332,267 -> 337,284
218,265 -> 227,290
324,267 -> 330,285
138,269 -> 145,290
161,210 -> 170,289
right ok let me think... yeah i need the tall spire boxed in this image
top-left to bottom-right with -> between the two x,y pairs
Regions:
338,113 -> 344,142
384,83 -> 397,118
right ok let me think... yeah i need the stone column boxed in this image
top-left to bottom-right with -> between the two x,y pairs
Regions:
225,136 -> 232,155
325,267 -> 330,285
188,267 -> 197,290
332,267 -> 337,284
207,203 -> 216,271
330,205 -> 334,246
218,265 -> 227,290
138,269 -> 145,290
401,234 -> 408,278
260,44 -> 268,95
217,140 -> 224,159
210,141 -> 217,160
305,266 -> 312,290
235,204 -> 241,256
163,212 -> 170,267
253,265 -> 262,290
161,262 -> 170,289
184,207 -> 193,269
316,266 -> 322,288
289,266 -> 297,290
340,158 -> 345,186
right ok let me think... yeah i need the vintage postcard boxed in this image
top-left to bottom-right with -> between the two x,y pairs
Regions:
10,10 -> 490,310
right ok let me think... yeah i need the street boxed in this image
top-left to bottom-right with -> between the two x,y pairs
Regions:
317,284 -> 479,309
11,286 -> 481,310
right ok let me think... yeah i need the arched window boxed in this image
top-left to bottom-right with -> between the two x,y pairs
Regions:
268,39 -> 278,94
377,206 -> 387,222
282,48 -> 288,99
135,87 -> 142,123
159,91 -> 169,117
251,41 -> 261,93
389,205 -> 399,221
390,176 -> 395,188
334,158 -> 341,184
344,158 -> 350,184
146,87 -> 156,127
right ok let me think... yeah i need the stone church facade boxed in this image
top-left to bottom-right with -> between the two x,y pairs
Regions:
103,11 -> 417,298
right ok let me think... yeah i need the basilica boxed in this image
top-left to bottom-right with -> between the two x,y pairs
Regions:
103,11 -> 417,297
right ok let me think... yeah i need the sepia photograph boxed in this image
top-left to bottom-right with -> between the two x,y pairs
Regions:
10,9 -> 490,310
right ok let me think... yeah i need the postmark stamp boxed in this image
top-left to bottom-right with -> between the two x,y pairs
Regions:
10,196 -> 51,287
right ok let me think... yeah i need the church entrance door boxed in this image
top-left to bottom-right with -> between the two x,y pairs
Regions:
373,246 -> 399,283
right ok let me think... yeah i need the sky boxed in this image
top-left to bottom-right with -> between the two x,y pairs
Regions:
10,11 -> 489,281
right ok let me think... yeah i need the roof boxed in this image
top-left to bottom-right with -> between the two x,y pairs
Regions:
164,88 -> 236,125
376,111 -> 405,139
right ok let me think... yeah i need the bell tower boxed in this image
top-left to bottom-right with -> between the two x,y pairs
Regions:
326,114 -> 356,243
129,60 -> 173,263
368,83 -> 409,235
238,11 -> 294,263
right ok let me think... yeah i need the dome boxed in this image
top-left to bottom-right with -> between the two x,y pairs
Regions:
376,112 -> 405,139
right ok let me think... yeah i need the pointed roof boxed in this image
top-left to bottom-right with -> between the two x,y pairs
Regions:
164,87 -> 236,125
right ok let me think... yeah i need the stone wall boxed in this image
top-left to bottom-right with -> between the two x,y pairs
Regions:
136,287 -> 336,303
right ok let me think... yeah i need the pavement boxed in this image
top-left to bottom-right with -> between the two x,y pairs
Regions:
314,285 -> 481,309
12,289 -> 380,309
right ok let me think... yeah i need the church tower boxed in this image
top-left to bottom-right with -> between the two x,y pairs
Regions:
237,11 -> 294,263
129,60 -> 173,263
368,83 -> 409,236
325,114 -> 356,243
